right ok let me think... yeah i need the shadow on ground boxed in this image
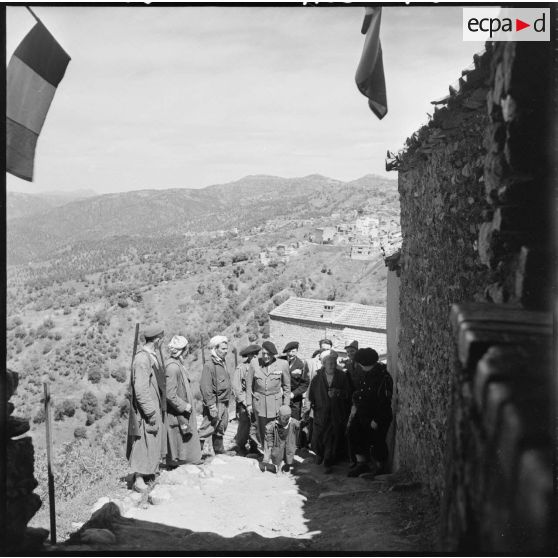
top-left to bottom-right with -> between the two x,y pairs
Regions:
58,451 -> 437,553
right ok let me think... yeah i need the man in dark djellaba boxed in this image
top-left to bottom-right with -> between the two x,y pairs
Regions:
346,348 -> 393,477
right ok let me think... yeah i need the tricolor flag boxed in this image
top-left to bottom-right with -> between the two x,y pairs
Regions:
6,21 -> 70,181
355,7 -> 387,120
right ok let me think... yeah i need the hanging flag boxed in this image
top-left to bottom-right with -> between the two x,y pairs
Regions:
355,7 -> 387,120
6,21 -> 71,181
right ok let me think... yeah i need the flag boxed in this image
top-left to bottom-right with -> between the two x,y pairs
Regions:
355,7 -> 387,120
6,21 -> 70,181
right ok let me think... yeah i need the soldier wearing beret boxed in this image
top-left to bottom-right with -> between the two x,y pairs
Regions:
246,340 -> 291,446
282,341 -> 309,421
126,325 -> 167,492
231,344 -> 261,455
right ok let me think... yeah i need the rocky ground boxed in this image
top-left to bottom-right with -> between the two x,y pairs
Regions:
49,436 -> 439,553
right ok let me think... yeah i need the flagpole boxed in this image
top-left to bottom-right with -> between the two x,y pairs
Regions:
26,6 -> 44,26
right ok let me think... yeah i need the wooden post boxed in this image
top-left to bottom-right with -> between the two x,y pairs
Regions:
43,383 -> 56,545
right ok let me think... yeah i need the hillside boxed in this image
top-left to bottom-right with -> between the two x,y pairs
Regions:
6,174 -> 398,264
6,189 -> 97,221
7,173 -> 398,537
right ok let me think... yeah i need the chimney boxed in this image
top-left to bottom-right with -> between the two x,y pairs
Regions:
322,303 -> 334,320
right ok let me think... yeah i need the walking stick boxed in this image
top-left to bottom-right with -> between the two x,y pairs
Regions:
43,383 -> 56,545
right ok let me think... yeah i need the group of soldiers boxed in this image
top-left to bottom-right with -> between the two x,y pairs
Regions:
126,325 -> 393,492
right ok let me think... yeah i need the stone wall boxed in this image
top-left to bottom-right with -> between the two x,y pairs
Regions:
5,369 -> 48,553
440,39 -> 555,553
391,37 -> 554,553
395,49 -> 493,497
385,258 -> 401,471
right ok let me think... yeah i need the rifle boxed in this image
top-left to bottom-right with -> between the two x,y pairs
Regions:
127,324 -> 141,449
233,346 -> 238,369
200,335 -> 206,365
157,343 -> 167,413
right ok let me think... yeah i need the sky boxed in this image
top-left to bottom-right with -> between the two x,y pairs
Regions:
6,5 -> 484,194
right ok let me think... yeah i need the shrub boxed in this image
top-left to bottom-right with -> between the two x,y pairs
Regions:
80,391 -> 99,415
118,398 -> 129,417
103,393 -> 117,413
111,366 -> 127,383
87,368 -> 102,384
62,399 -> 76,417
117,298 -> 128,308
73,426 -> 87,440
33,407 -> 45,424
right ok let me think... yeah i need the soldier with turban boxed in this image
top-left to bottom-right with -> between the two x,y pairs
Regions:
165,335 -> 202,466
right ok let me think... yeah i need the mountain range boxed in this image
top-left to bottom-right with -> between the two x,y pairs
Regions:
7,174 -> 398,265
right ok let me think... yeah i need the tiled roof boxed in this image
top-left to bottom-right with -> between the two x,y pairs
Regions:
269,297 -> 386,331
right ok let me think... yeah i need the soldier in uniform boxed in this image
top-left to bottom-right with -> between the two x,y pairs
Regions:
282,341 -> 309,421
246,340 -> 290,446
231,343 -> 261,455
346,348 -> 393,477
198,335 -> 232,455
126,325 -> 167,492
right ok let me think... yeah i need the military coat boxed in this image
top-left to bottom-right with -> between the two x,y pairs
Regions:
246,357 -> 290,418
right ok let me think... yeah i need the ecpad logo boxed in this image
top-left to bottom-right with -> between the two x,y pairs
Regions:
463,7 -> 550,42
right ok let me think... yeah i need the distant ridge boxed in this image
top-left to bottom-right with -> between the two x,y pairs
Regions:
7,174 -> 398,265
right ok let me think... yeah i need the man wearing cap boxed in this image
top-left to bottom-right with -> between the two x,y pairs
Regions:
246,340 -> 290,446
231,343 -> 261,456
198,335 -> 232,455
260,405 -> 300,473
347,348 -> 393,477
282,341 -> 309,421
165,335 -> 202,466
126,325 -> 167,492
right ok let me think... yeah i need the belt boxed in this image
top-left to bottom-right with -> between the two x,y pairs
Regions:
255,390 -> 281,396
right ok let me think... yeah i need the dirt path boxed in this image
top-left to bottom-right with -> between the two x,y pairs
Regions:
60,451 -> 437,553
